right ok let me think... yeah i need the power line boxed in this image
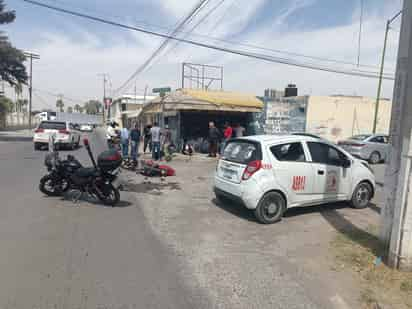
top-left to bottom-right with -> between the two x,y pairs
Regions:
22,0 -> 395,81
30,0 -> 392,72
114,0 -> 211,95
135,0 -> 227,92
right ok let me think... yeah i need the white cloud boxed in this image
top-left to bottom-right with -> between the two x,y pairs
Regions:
7,0 -> 401,110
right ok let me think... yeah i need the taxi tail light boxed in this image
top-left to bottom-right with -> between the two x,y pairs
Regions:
242,160 -> 262,180
58,129 -> 70,135
34,128 -> 44,133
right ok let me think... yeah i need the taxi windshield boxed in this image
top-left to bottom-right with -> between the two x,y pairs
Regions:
222,140 -> 261,164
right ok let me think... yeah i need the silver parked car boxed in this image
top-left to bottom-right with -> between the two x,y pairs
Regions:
338,134 -> 389,164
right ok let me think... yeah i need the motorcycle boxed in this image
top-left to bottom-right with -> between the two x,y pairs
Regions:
40,138 -> 122,206
39,136 -> 83,196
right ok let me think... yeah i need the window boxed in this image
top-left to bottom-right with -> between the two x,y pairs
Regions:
223,140 -> 262,164
370,136 -> 386,144
39,121 -> 66,130
271,142 -> 306,162
350,134 -> 371,141
307,142 -> 346,166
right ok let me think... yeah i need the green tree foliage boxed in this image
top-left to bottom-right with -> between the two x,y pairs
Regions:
83,100 -> 102,114
0,1 -> 28,86
67,106 -> 73,113
56,99 -> 64,112
0,95 -> 14,113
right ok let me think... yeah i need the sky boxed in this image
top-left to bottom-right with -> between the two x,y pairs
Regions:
2,0 -> 404,110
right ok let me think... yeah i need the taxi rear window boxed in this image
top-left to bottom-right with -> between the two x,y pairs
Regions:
222,140 -> 262,164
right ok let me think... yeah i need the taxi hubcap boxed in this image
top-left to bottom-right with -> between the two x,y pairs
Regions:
357,186 -> 370,205
267,203 -> 278,215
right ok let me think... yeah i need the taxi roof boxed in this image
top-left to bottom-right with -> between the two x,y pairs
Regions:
238,134 -> 322,144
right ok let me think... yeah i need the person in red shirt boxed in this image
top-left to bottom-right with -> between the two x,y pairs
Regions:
220,122 -> 233,156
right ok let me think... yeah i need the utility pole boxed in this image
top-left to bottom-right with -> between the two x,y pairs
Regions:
380,0 -> 412,270
357,0 -> 364,67
372,10 -> 402,134
24,52 -> 40,129
98,73 -> 108,124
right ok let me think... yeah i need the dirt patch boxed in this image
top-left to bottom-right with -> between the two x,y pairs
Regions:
331,225 -> 412,309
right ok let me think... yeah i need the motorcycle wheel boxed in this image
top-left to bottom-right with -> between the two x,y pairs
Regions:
39,175 -> 69,196
95,183 -> 120,207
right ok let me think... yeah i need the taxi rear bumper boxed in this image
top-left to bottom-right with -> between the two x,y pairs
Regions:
214,175 -> 262,210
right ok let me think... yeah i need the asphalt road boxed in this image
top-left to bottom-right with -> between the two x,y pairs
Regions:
0,131 -> 208,309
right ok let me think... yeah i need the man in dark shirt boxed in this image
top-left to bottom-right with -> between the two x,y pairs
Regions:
208,121 -> 220,157
130,123 -> 141,163
143,124 -> 152,153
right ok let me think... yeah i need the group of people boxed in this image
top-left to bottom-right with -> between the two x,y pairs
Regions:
106,121 -> 172,163
208,121 -> 246,157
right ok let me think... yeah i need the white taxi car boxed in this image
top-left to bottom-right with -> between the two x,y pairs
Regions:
214,135 -> 375,224
33,121 -> 81,150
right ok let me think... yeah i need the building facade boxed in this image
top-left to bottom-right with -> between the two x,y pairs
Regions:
262,91 -> 392,142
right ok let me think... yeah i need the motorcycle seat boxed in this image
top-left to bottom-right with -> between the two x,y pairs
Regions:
75,167 -> 98,178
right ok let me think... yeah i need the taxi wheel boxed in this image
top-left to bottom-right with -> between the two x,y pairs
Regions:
351,182 -> 372,209
255,192 -> 286,224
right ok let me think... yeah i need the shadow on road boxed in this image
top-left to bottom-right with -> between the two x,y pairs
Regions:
283,202 -> 347,218
57,191 -> 134,208
0,133 -> 32,142
368,203 -> 381,214
212,198 -> 257,223
320,206 -> 383,256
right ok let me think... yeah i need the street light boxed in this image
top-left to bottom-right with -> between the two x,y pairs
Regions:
24,51 -> 40,129
372,10 -> 402,134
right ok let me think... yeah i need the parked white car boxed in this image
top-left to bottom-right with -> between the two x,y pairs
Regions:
214,135 -> 375,224
33,121 -> 81,150
80,124 -> 93,132
338,134 -> 389,164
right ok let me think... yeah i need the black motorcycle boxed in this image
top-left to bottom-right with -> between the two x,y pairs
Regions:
40,138 -> 122,206
39,151 -> 82,196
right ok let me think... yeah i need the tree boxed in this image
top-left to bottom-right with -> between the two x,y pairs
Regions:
0,95 -> 14,113
0,1 -> 28,86
67,106 -> 73,113
74,104 -> 81,113
84,100 -> 102,114
56,99 -> 64,112
78,106 -> 84,113
16,98 -> 27,112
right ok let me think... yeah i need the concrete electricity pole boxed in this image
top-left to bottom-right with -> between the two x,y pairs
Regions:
24,52 -> 40,129
380,0 -> 412,271
98,73 -> 108,124
372,10 -> 402,134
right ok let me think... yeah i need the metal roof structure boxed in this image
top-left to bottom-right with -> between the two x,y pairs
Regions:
141,89 -> 263,114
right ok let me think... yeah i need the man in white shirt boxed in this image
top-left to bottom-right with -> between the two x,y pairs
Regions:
106,122 -> 118,148
234,123 -> 246,137
150,122 -> 162,160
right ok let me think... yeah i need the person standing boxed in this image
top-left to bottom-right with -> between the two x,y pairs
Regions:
130,123 -> 141,163
234,123 -> 246,137
120,125 -> 130,159
208,121 -> 220,157
106,121 -> 118,149
143,124 -> 152,153
150,122 -> 162,161
221,122 -> 233,155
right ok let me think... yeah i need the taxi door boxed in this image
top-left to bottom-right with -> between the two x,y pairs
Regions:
268,142 -> 316,206
305,141 -> 352,202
